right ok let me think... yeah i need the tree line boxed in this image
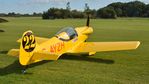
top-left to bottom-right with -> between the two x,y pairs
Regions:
0,1 -> 148,19
42,3 -> 96,19
42,1 -> 149,19
0,12 -> 42,17
99,1 -> 149,18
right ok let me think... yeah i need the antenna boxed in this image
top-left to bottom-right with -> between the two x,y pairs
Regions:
86,15 -> 90,27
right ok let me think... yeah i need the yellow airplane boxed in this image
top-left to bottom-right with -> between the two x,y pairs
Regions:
8,16 -> 140,72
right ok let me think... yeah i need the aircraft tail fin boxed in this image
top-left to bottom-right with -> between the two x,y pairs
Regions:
19,30 -> 37,66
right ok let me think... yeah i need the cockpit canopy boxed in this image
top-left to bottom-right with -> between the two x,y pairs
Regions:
55,27 -> 78,41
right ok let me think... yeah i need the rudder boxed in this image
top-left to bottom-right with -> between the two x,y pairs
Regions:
19,30 -> 37,66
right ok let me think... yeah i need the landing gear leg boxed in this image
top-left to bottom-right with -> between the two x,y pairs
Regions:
22,65 -> 28,74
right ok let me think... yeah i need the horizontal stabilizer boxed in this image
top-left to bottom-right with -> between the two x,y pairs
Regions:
73,41 -> 140,53
17,36 -> 49,44
7,49 -> 19,57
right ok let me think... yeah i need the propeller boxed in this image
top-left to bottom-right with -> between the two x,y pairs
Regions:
86,15 -> 90,27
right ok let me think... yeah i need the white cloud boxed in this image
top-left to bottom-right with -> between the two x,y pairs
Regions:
140,0 -> 149,4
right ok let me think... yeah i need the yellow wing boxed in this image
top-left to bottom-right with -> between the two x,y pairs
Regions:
73,41 -> 140,53
17,36 -> 49,44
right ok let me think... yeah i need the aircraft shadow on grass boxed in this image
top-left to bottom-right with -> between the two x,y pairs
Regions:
60,54 -> 114,64
0,60 -> 51,76
0,54 -> 114,76
0,50 -> 8,54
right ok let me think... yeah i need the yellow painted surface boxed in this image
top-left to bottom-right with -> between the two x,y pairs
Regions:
7,26 -> 140,66
73,41 -> 140,53
7,49 -> 19,57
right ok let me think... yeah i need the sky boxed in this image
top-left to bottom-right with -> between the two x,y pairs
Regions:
0,0 -> 149,14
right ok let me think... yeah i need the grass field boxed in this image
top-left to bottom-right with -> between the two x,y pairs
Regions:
0,17 -> 149,84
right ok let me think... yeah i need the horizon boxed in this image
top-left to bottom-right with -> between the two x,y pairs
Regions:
0,0 -> 149,14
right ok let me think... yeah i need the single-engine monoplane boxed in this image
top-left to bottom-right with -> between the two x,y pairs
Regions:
8,16 -> 140,72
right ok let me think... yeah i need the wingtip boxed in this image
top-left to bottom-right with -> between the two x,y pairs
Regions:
7,49 -> 19,57
136,41 -> 140,49
17,39 -> 21,42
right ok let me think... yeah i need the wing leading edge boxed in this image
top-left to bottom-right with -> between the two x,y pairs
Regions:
73,41 -> 140,53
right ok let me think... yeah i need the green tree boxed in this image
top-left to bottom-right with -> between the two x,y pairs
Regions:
66,2 -> 71,18
97,7 -> 117,19
84,3 -> 90,15
143,4 -> 149,17
108,2 -> 123,16
71,10 -> 84,18
107,1 -> 146,17
66,2 -> 71,11
126,1 -> 145,17
42,11 -> 49,19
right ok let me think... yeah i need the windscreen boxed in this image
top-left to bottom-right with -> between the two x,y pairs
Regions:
55,27 -> 78,41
